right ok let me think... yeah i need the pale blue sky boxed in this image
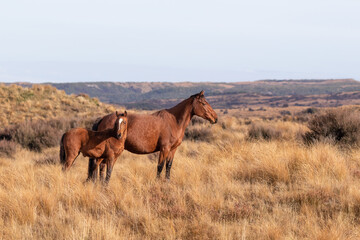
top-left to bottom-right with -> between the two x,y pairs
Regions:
0,0 -> 359,82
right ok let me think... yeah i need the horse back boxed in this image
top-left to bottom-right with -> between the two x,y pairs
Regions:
96,111 -> 179,154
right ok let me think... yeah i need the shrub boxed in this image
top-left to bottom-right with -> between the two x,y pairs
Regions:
303,109 -> 360,147
184,117 -> 215,142
280,110 -> 291,116
189,117 -> 206,126
303,107 -> 318,114
294,107 -> 319,123
1,116 -> 98,152
184,126 -> 214,142
10,120 -> 60,152
0,140 -> 19,158
247,122 -> 282,141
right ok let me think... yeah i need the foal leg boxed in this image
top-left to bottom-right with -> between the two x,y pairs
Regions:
165,148 -> 177,180
157,146 -> 170,178
63,152 -> 80,171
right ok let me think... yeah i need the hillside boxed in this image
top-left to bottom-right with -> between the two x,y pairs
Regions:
0,84 -> 115,126
40,79 -> 360,109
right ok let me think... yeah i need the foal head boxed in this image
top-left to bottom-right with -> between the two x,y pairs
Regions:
192,90 -> 218,124
114,111 -> 128,140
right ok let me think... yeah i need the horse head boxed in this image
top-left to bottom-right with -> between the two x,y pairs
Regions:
192,90 -> 218,124
114,110 -> 128,139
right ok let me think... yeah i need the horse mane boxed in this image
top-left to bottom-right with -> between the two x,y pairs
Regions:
92,117 -> 103,131
190,92 -> 200,98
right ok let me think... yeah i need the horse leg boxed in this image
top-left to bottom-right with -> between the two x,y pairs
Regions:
104,157 -> 115,184
86,157 -> 98,182
165,147 -> 177,180
99,162 -> 106,182
157,146 -> 170,178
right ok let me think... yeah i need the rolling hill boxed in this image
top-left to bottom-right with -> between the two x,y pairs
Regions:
15,79 -> 360,109
0,84 -> 115,126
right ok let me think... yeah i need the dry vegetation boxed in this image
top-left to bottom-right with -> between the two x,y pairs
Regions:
2,84 -> 360,239
0,84 -> 115,126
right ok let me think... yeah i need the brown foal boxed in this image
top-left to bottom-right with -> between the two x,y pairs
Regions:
88,90 -> 218,181
60,111 -> 128,183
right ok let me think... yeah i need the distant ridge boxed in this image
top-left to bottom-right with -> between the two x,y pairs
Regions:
10,79 -> 360,109
257,79 -> 357,83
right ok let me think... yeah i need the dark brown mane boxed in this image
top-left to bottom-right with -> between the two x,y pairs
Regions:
190,92 -> 203,98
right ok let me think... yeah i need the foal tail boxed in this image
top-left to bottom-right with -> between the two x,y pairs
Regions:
59,133 -> 66,166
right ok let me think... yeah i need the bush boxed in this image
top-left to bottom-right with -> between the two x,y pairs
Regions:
190,117 -> 206,126
1,116 -> 98,152
303,109 -> 360,147
0,140 -> 19,158
294,108 -> 319,123
184,117 -> 215,142
247,122 -> 283,141
9,120 -> 61,152
280,110 -> 291,116
303,107 -> 318,114
184,126 -> 214,142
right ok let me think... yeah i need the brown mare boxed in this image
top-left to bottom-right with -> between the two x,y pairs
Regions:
87,91 -> 218,181
60,111 -> 128,183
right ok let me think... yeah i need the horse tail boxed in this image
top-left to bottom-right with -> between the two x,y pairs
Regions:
59,133 -> 66,166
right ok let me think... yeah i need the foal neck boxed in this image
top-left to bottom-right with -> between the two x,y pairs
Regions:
92,127 -> 116,141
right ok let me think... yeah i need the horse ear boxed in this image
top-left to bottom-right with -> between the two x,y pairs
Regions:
124,110 -> 127,117
115,111 -> 118,116
199,90 -> 204,96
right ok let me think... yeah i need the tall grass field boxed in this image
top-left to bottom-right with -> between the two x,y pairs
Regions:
1,84 -> 360,239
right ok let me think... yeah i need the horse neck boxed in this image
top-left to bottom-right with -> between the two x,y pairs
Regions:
168,98 -> 194,130
90,127 -> 115,142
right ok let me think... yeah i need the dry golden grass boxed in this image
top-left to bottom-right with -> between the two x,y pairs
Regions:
0,84 -> 115,126
1,113 -> 360,239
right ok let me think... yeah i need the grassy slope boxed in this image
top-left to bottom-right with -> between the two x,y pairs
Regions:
0,84 -> 115,126
1,111 -> 360,239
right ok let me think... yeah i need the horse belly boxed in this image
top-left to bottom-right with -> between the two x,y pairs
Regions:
123,114 -> 163,154
125,135 -> 159,154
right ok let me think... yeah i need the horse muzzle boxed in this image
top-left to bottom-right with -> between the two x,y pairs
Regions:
210,118 -> 218,124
